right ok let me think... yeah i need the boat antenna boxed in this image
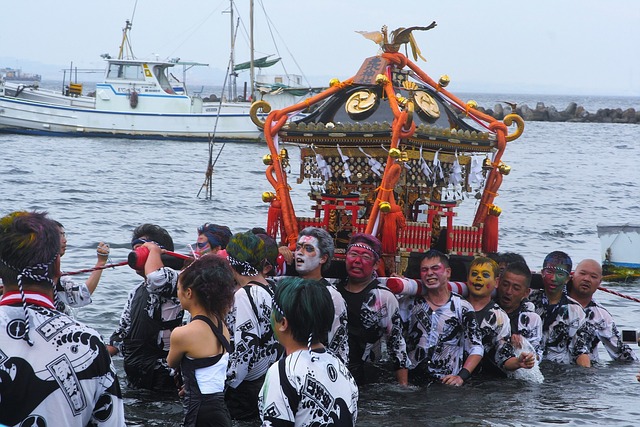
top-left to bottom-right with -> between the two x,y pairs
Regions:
197,18 -> 241,200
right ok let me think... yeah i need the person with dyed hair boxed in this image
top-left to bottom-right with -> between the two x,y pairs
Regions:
253,231 -> 279,280
528,251 -> 591,366
168,255 -> 237,427
224,231 -> 283,420
400,249 -> 483,386
107,223 -> 186,390
466,256 -> 536,376
294,226 -> 349,364
259,277 -> 358,426
195,223 -> 232,256
0,211 -> 125,426
337,233 -> 409,386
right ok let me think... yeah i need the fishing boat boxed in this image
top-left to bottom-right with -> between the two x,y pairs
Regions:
597,223 -> 640,281
0,5 -> 312,142
0,67 -> 41,82
251,23 -> 524,280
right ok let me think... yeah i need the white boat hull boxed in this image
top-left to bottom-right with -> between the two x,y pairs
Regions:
0,95 -> 266,141
597,224 -> 640,267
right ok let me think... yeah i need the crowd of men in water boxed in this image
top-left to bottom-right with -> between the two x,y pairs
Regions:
1,210 -> 638,427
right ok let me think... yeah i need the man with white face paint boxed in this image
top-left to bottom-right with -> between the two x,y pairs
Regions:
294,227 -> 349,364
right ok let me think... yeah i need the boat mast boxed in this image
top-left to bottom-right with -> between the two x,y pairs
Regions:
227,0 -> 235,101
250,0 -> 255,102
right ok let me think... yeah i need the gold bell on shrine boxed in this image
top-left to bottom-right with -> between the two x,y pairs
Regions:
498,162 -> 511,175
389,148 -> 402,159
379,201 -> 391,213
488,204 -> 502,217
262,192 -> 276,203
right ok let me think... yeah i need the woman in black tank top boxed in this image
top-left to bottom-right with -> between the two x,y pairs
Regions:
167,255 -> 236,427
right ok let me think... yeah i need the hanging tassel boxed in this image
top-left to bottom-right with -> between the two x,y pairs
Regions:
381,204 -> 406,254
358,147 -> 383,177
336,144 -> 351,183
267,200 -> 283,238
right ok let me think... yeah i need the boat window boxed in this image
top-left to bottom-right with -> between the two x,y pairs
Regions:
107,63 -> 145,81
153,65 -> 175,94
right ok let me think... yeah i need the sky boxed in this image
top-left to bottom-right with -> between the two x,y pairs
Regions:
1,0 -> 639,96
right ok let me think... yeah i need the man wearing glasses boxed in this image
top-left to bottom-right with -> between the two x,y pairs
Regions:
528,251 -> 591,367
337,233 -> 410,386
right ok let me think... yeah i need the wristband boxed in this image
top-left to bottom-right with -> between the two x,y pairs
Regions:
458,368 -> 471,381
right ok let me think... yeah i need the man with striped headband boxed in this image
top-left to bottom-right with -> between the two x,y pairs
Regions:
0,210 -> 125,426
336,233 -> 410,386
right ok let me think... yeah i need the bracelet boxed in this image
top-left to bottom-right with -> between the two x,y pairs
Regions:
458,368 -> 471,381
97,250 -> 110,257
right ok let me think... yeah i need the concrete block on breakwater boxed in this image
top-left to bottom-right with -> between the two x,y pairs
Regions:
473,102 -> 639,124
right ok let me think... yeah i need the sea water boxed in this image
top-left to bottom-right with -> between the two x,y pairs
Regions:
1,93 -> 639,426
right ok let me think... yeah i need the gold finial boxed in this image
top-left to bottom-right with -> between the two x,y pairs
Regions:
262,192 -> 277,203
329,78 -> 341,87
488,204 -> 502,217
379,201 -> 391,213
262,154 -> 273,165
389,148 -> 402,159
498,162 -> 511,175
438,75 -> 450,87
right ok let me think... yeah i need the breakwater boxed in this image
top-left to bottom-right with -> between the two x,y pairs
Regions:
475,102 -> 639,123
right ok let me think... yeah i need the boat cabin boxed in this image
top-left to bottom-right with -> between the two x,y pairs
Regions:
96,59 -> 197,113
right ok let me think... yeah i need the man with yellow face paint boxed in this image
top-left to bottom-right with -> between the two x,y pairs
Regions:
466,257 -> 535,375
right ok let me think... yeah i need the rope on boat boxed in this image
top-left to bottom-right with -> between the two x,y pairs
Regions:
598,286 -> 640,303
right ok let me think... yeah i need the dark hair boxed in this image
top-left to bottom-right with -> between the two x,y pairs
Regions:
0,211 -> 60,286
470,256 -> 499,278
298,227 -> 335,273
503,261 -> 532,287
250,227 -> 268,235
419,249 -> 450,268
543,251 -> 572,271
255,233 -> 278,273
497,252 -> 526,266
179,254 -> 235,318
132,223 -> 174,251
272,277 -> 334,345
